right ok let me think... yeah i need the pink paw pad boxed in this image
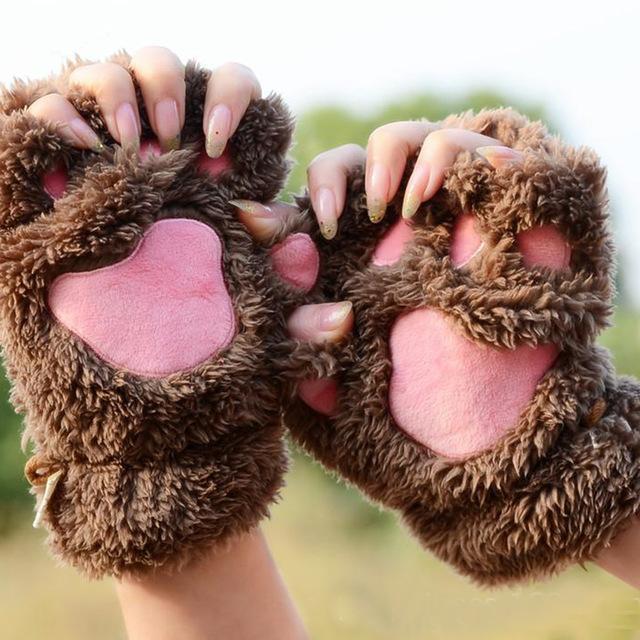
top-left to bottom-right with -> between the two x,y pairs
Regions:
298,378 -> 338,415
372,218 -> 415,266
450,213 -> 483,267
517,225 -> 571,269
270,233 -> 319,293
389,309 -> 559,457
42,165 -> 69,200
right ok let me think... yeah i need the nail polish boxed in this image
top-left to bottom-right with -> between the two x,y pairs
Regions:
229,199 -> 273,217
115,102 -> 140,149
475,145 -> 522,169
68,118 -> 104,152
367,163 -> 389,223
316,187 -> 338,240
402,164 -> 430,219
206,104 -> 232,158
154,98 -> 181,152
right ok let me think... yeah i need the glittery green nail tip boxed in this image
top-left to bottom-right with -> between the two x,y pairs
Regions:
162,135 -> 181,152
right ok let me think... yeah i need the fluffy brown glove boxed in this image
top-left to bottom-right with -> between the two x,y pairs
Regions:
285,108 -> 640,585
0,55 -> 316,577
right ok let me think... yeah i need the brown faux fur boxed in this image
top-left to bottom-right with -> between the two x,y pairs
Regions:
284,108 -> 640,586
0,55 -> 311,578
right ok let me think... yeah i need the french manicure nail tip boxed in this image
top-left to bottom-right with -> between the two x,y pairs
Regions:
228,199 -> 272,217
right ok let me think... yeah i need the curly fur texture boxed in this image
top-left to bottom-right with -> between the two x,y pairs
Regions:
284,108 -> 640,585
0,55 -> 310,577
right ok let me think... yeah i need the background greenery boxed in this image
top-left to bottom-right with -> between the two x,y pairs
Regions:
2,92 -> 639,639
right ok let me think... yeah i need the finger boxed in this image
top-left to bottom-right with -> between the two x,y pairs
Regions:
475,145 -> 524,169
306,143 -> 365,239
402,129 -> 502,218
69,62 -> 141,148
130,46 -> 185,152
287,301 -> 354,344
203,62 -> 261,158
27,93 -> 103,151
365,121 -> 438,223
230,199 -> 298,243
288,301 -> 354,416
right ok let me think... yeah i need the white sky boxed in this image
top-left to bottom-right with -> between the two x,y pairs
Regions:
2,0 -> 639,303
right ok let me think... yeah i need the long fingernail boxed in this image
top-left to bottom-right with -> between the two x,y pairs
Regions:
367,163 -> 389,223
317,301 -> 353,331
67,118 -> 104,152
154,98 -> 181,152
315,187 -> 338,240
115,102 -> 140,149
206,104 -> 232,158
229,199 -> 273,217
476,145 -> 521,168
402,164 -> 430,219
422,170 -> 440,203
229,199 -> 278,240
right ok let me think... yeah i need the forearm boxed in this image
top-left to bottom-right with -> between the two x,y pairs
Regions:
116,529 -> 308,640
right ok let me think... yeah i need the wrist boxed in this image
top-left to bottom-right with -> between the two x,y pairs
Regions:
116,528 -> 307,640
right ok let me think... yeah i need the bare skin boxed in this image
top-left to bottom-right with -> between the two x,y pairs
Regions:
116,530 -> 308,640
30,44 -> 639,639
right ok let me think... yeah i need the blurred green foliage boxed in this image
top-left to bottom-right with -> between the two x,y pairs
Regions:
285,89 -> 548,194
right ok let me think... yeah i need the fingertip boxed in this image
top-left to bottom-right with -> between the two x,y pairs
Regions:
154,97 -> 182,152
114,102 -> 141,149
205,103 -> 232,158
313,187 -> 338,240
476,145 -> 524,169
366,163 -> 390,223
402,163 -> 431,219
230,199 -> 280,242
288,301 -> 354,343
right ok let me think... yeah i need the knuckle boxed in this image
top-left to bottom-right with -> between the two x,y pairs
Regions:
212,63 -> 259,95
307,149 -> 334,170
367,123 -> 404,149
28,93 -> 67,115
130,47 -> 184,82
338,143 -> 364,156
422,128 -> 452,152
131,45 -> 175,63
70,62 -> 130,88
216,61 -> 254,78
